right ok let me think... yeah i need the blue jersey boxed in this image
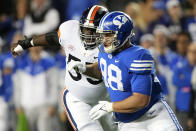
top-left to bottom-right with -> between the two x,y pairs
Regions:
16,54 -> 55,76
172,58 -> 193,112
98,44 -> 163,122
0,52 -> 15,102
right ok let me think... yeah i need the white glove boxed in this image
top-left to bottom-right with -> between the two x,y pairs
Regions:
14,45 -> 24,53
67,61 -> 86,73
89,101 -> 113,120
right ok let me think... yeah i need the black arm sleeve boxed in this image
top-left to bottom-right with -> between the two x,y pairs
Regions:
45,31 -> 60,46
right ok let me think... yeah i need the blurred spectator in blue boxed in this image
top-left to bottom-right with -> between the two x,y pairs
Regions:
175,31 -> 192,65
23,0 -> 60,37
13,47 -> 59,131
54,49 -> 66,92
66,0 -> 99,20
12,0 -> 29,34
0,52 -> 15,131
172,43 -> 196,130
140,33 -> 154,49
126,0 -> 168,44
166,0 -> 187,51
6,0 -> 29,51
185,2 -> 196,42
166,0 -> 184,37
149,25 -> 178,110
150,1 -> 168,28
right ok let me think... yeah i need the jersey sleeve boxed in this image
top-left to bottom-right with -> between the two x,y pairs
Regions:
129,50 -> 154,75
57,20 -> 78,47
57,22 -> 66,46
131,74 -> 152,96
128,49 -> 154,95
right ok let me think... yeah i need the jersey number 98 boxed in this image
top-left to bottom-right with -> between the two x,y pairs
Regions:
100,58 -> 124,91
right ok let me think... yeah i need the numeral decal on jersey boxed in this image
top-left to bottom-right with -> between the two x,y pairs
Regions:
100,58 -> 124,91
67,54 -> 81,81
67,54 -> 102,85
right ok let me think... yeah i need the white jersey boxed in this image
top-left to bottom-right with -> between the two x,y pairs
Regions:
58,20 -> 107,104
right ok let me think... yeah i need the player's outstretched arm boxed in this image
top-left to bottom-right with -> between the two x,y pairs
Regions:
11,32 -> 60,57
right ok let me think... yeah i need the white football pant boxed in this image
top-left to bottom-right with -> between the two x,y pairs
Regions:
118,100 -> 183,131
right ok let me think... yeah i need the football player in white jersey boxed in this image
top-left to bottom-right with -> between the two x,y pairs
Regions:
11,5 -> 117,131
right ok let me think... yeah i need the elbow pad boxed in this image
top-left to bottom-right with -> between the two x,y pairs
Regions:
45,32 -> 60,46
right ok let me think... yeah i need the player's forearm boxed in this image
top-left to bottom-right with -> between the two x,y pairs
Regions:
83,62 -> 102,80
112,93 -> 150,113
32,32 -> 60,47
12,32 -> 60,55
31,34 -> 48,46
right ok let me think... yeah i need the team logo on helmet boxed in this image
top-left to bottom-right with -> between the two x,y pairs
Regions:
113,15 -> 128,29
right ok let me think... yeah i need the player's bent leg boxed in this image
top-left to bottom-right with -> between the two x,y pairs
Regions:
147,100 -> 183,131
62,89 -> 104,131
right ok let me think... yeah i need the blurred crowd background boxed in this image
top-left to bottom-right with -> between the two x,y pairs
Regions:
1,0 -> 196,131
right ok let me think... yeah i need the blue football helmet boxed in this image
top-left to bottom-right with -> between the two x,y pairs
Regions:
97,11 -> 134,53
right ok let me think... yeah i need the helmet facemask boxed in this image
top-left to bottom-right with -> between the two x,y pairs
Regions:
80,25 -> 100,50
79,5 -> 108,50
97,28 -> 135,53
97,30 -> 122,53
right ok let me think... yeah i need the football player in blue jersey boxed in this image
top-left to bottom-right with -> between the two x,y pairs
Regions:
68,11 -> 183,131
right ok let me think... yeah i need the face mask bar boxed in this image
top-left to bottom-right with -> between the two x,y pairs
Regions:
96,30 -> 120,53
80,26 -> 100,50
96,29 -> 135,53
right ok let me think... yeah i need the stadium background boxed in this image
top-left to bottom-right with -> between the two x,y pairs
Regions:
0,0 -> 196,131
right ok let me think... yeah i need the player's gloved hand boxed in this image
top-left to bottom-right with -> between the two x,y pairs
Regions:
89,101 -> 113,120
11,36 -> 33,57
67,61 -> 86,73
